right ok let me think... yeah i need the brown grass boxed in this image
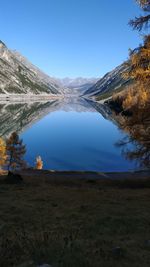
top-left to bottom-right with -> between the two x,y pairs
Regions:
0,171 -> 150,267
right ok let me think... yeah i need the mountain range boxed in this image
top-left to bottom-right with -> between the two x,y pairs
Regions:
0,41 -> 100,97
0,40 -> 130,100
58,77 -> 99,92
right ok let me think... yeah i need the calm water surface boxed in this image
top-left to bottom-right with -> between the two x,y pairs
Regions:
0,98 -> 137,171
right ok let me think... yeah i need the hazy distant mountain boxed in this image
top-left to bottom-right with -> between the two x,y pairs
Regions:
0,40 -> 61,96
84,62 -> 131,100
58,77 -> 100,92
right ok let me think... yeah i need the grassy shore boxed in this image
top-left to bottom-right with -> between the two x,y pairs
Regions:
0,170 -> 150,267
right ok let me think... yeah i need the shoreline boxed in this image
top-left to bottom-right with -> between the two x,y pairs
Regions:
0,94 -> 64,102
12,168 -> 150,182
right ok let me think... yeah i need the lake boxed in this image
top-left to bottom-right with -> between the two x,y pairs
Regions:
0,97 -> 138,172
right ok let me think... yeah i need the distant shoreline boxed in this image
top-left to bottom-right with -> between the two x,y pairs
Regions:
0,94 -> 64,102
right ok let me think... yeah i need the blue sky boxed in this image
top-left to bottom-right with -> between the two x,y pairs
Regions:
0,0 -> 143,78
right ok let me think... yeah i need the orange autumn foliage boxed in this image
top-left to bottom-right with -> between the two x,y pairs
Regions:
114,0 -> 150,112
35,156 -> 43,170
0,137 -> 7,168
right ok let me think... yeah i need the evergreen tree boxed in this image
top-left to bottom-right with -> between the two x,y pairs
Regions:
6,132 -> 26,171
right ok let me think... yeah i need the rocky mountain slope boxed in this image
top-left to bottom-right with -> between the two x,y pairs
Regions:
84,62 -> 131,100
0,41 -> 61,96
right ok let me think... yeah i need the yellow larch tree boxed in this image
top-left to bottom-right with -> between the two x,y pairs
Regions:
35,156 -> 43,170
122,0 -> 150,109
0,137 -> 7,169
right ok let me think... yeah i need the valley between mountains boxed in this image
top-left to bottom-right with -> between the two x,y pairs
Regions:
0,40 -> 129,100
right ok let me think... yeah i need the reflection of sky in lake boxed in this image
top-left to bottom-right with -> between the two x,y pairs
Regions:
20,100 -> 137,172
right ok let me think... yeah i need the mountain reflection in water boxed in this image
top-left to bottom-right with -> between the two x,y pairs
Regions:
0,98 -> 146,171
